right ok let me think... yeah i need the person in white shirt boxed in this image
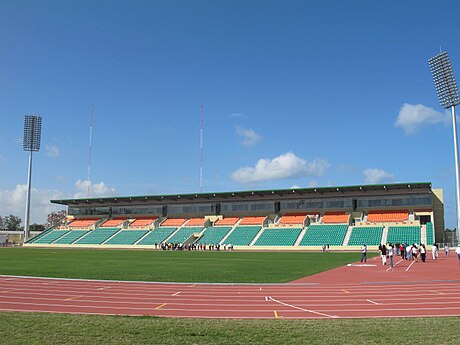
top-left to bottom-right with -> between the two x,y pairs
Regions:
431,243 -> 438,261
456,245 -> 460,267
360,244 -> 367,263
388,244 -> 394,268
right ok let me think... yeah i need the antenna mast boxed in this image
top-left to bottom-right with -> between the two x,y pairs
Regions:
87,104 -> 94,197
200,105 -> 204,193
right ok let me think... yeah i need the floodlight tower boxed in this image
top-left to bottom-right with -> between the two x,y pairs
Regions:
429,51 -> 460,242
23,114 -> 42,241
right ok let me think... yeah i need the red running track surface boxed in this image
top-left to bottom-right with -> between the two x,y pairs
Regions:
0,254 -> 459,319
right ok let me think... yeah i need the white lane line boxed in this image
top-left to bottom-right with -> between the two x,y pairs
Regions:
267,296 -> 339,318
265,296 -> 269,301
386,259 -> 404,271
366,299 -> 381,305
406,261 -> 415,272
171,291 -> 181,296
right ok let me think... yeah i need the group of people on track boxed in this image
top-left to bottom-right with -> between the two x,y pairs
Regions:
360,242 -> 460,268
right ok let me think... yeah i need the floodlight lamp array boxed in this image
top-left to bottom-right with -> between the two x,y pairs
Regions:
23,115 -> 42,152
429,51 -> 460,108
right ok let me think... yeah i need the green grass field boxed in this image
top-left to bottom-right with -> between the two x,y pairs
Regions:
1,312 -> 459,345
0,248 -> 369,283
2,248 -> 456,345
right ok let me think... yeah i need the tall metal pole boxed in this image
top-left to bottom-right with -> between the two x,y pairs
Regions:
200,105 -> 204,193
451,105 -> 460,241
24,150 -> 33,241
88,104 -> 94,197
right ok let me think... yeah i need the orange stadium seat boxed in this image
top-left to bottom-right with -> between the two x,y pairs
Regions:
278,213 -> 306,225
186,218 -> 206,226
100,218 -> 127,227
68,218 -> 99,228
214,217 -> 240,226
322,212 -> 349,224
129,218 -> 157,227
367,210 -> 408,223
161,218 -> 187,227
239,216 -> 266,226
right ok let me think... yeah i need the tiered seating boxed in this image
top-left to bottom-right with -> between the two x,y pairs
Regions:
387,226 -> 421,244
104,230 -> 149,245
136,227 -> 177,245
239,216 -> 266,225
54,230 -> 89,244
31,230 -> 69,244
129,218 -> 157,228
186,218 -> 206,226
223,226 -> 261,245
74,228 -> 120,245
196,227 -> 232,244
347,227 -> 383,246
100,218 -> 126,227
167,227 -> 202,244
214,217 -> 239,226
426,222 -> 434,245
278,213 -> 306,225
254,228 -> 302,246
367,210 -> 408,223
322,212 -> 349,224
26,227 -> 55,243
300,224 -> 348,246
68,219 -> 99,228
161,218 -> 187,227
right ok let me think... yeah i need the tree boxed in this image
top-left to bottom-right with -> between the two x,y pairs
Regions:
0,216 -> 4,230
29,223 -> 45,232
4,215 -> 22,231
46,210 -> 67,228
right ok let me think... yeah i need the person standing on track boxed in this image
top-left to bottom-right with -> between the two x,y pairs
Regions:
456,245 -> 460,266
445,245 -> 450,257
431,243 -> 438,261
388,243 -> 394,268
419,244 -> 427,263
361,244 -> 367,263
381,244 -> 387,265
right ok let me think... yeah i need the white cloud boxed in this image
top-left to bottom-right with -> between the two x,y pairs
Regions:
231,152 -> 329,184
236,126 -> 261,146
290,185 -> 301,189
229,112 -> 243,118
363,168 -> 394,184
395,103 -> 449,134
45,144 -> 60,158
0,180 -> 116,225
0,185 -> 65,224
74,179 -> 116,199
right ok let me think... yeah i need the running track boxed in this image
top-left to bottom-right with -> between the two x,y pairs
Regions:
0,254 -> 459,319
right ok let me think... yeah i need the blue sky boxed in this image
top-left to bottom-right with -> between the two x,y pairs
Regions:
1,0 -> 460,226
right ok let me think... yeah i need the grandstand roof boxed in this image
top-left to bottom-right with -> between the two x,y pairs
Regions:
51,182 -> 432,206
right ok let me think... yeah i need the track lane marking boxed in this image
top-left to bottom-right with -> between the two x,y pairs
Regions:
273,310 -> 279,318
65,296 -> 82,301
366,299 -> 381,305
267,296 -> 339,318
406,261 -> 416,272
428,290 -> 445,295
155,303 -> 167,310
171,291 -> 181,296
342,289 -> 350,294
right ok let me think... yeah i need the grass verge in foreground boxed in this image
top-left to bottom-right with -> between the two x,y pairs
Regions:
0,248 -> 373,283
0,312 -> 459,345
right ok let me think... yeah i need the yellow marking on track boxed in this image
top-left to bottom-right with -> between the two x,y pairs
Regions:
342,289 -> 350,294
274,310 -> 279,318
187,284 -> 195,288
429,290 -> 445,295
155,303 -> 167,310
259,287 -> 262,291
65,296 -> 82,301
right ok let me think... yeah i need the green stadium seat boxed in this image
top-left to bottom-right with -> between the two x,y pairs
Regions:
387,226 -> 421,245
223,226 -> 261,246
347,227 -> 383,246
300,224 -> 348,246
32,230 -> 69,244
196,227 -> 232,244
25,227 -> 55,243
54,230 -> 89,244
74,228 -> 120,245
167,227 -> 202,244
104,230 -> 149,245
426,222 -> 434,245
254,227 -> 302,246
136,227 -> 177,245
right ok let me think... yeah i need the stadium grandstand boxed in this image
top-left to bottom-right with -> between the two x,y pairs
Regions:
25,182 -> 444,250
